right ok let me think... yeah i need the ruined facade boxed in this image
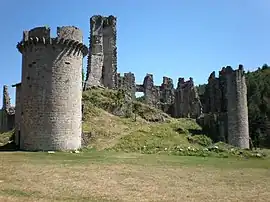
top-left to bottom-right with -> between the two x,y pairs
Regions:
198,65 -> 250,149
174,77 -> 202,118
0,85 -> 15,132
118,73 -> 200,118
15,26 -> 88,151
82,15 -> 201,118
116,72 -> 136,100
84,15 -> 117,89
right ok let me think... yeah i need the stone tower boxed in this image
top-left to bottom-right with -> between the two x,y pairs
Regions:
199,65 -> 250,148
84,15 -> 117,90
2,85 -> 11,109
16,26 -> 88,151
225,65 -> 249,149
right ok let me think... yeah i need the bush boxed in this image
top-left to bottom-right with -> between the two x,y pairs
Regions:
187,135 -> 213,147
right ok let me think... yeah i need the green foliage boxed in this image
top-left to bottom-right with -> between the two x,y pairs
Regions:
0,130 -> 15,145
246,65 -> 270,148
197,64 -> 270,148
82,88 -> 125,114
187,135 -> 213,147
83,88 -> 170,122
136,95 -> 145,103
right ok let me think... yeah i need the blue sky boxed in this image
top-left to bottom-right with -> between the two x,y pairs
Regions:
1,0 -> 270,106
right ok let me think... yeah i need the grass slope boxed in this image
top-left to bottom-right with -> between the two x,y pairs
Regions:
81,88 -> 268,158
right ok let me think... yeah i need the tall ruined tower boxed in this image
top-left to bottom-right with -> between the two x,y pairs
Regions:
84,15 -> 117,90
16,26 -> 88,151
200,65 -> 249,148
225,65 -> 249,149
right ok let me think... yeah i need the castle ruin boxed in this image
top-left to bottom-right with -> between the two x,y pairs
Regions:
83,15 -> 202,118
0,15 -> 250,150
198,65 -> 250,149
84,15 -> 117,89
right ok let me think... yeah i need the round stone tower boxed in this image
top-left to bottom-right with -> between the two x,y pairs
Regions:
17,26 -> 88,151
225,65 -> 249,149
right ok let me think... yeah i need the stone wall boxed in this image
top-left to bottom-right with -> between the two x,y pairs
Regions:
0,85 -> 15,133
12,83 -> 21,146
16,26 -> 88,151
159,77 -> 175,114
174,77 -> 202,118
133,74 -> 200,117
116,72 -> 136,100
84,15 -> 117,90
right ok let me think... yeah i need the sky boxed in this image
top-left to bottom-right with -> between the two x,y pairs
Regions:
1,0 -> 270,106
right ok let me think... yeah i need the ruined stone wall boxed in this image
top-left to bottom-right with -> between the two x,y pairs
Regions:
225,65 -> 249,148
174,77 -> 202,118
0,85 -> 15,133
84,15 -> 104,88
84,15 -> 117,90
142,74 -> 160,106
159,77 -> 175,114
134,74 -> 202,117
199,65 -> 249,148
102,16 -> 117,89
116,72 -> 136,99
12,83 -> 21,146
17,26 -> 88,151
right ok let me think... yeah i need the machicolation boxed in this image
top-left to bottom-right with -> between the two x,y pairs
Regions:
13,26 -> 88,151
0,15 -> 250,151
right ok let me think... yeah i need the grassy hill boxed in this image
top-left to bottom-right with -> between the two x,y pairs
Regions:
81,88 -> 267,158
0,87 -> 268,158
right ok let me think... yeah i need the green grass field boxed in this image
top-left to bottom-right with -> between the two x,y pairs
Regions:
0,151 -> 270,202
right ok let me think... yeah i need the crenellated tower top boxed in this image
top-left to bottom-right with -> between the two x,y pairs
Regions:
17,26 -> 88,56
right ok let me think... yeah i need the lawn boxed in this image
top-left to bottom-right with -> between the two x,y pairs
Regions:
0,151 -> 270,202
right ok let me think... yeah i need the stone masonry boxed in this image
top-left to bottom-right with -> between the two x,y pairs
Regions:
12,83 -> 21,146
16,26 -> 88,151
84,15 -> 117,90
198,65 -> 250,149
116,72 -> 136,100
174,77 -> 202,118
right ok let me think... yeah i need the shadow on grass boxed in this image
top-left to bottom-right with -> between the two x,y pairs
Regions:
188,129 -> 205,135
0,142 -> 18,151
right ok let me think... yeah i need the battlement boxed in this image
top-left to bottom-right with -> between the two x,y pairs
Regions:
90,15 -> 116,26
177,77 -> 194,89
17,26 -> 88,56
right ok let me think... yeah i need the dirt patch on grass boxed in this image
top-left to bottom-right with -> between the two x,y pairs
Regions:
0,152 -> 270,202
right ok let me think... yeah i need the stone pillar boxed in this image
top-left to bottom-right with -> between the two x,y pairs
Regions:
84,15 -> 117,90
